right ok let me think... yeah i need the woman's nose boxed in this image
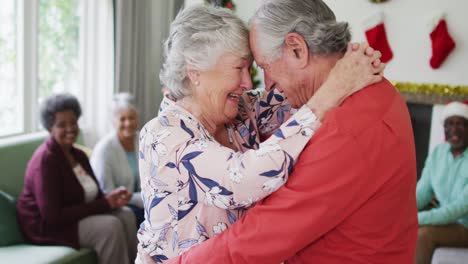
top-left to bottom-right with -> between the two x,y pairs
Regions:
66,124 -> 77,132
241,70 -> 253,91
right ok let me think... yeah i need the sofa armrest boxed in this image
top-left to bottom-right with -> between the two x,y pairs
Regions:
0,190 -> 24,246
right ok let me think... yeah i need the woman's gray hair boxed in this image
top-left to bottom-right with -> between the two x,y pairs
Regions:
250,0 -> 351,63
112,92 -> 137,117
160,5 -> 250,100
40,93 -> 82,130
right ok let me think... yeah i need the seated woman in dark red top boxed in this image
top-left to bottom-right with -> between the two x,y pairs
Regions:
16,93 -> 137,264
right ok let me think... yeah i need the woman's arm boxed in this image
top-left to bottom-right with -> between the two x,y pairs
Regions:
90,145 -> 117,193
146,106 -> 318,212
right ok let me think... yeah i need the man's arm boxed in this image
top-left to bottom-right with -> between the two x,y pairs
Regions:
418,183 -> 468,225
167,124 -> 379,264
415,155 -> 434,211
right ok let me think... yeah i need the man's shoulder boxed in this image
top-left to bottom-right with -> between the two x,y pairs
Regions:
432,142 -> 450,153
324,79 -> 408,136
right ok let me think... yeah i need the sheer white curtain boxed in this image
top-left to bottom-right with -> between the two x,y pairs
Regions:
115,0 -> 184,125
78,0 -> 115,147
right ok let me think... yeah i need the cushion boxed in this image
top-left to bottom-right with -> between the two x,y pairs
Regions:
432,247 -> 468,264
0,190 -> 24,246
0,244 -> 82,263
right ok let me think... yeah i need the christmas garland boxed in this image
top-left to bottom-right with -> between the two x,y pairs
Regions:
392,82 -> 468,97
393,81 -> 468,104
205,0 -> 235,10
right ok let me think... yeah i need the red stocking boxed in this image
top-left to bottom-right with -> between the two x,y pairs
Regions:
429,14 -> 456,69
364,12 -> 393,63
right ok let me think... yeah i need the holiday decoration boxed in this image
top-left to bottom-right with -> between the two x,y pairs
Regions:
250,65 -> 261,90
393,81 -> 468,105
205,0 -> 235,10
363,12 -> 393,63
393,82 -> 468,97
429,14 -> 456,69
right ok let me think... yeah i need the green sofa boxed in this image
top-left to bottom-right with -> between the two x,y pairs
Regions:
0,134 -> 97,264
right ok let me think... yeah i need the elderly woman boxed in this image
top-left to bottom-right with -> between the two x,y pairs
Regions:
91,92 -> 144,226
137,5 -> 384,262
16,93 -> 137,264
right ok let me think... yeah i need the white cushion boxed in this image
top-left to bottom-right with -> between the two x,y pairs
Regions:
432,247 -> 468,264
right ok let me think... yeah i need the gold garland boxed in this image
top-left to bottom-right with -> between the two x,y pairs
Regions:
392,82 -> 468,97
369,0 -> 390,3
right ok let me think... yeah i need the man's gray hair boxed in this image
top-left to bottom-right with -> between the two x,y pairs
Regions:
250,0 -> 351,63
112,92 -> 137,117
160,5 -> 250,100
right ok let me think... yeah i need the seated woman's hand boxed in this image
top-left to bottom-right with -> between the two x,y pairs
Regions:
106,186 -> 130,209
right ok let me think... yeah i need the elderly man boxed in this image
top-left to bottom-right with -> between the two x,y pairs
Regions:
163,0 -> 418,263
416,102 -> 468,264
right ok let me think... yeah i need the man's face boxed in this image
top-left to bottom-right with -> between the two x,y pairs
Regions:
249,26 -> 306,108
444,116 -> 468,152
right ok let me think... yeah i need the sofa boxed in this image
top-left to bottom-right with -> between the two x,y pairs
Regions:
0,134 -> 97,264
431,247 -> 468,264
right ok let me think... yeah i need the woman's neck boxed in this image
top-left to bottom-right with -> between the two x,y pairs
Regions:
60,145 -> 77,167
59,143 -> 72,154
119,135 -> 135,152
176,97 -> 224,135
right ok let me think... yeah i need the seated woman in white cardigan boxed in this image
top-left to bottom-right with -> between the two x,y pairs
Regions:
91,92 -> 144,226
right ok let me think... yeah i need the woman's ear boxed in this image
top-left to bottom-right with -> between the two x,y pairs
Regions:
283,32 -> 309,68
186,68 -> 200,86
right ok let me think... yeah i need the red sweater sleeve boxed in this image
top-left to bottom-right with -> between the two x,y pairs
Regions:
167,123 -> 378,264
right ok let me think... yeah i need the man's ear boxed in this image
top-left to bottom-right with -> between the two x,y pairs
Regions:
283,32 -> 309,68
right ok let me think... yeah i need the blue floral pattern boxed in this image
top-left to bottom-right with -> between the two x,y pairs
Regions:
136,89 -> 319,262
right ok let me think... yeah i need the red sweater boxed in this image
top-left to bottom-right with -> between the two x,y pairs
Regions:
16,137 -> 111,249
168,79 -> 418,263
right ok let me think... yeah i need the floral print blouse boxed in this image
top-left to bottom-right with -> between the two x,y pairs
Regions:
137,89 -> 320,263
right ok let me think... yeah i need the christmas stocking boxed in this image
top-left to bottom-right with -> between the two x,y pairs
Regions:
364,12 -> 393,63
429,14 -> 456,69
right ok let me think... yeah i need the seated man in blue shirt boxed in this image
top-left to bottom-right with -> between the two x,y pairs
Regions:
416,101 -> 468,264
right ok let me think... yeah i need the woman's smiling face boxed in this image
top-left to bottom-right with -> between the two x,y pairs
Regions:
49,110 -> 79,148
193,52 -> 253,125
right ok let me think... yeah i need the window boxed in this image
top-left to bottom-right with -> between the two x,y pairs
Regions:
38,0 -> 80,106
0,0 -> 81,138
0,1 -> 20,137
